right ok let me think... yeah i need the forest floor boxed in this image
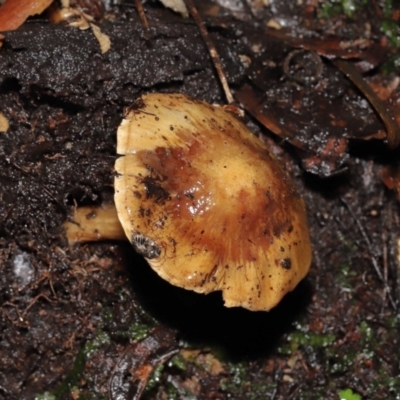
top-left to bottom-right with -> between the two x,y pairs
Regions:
1,1 -> 400,399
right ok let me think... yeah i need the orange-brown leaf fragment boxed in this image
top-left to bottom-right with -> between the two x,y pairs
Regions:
0,0 -> 53,32
114,93 -> 312,311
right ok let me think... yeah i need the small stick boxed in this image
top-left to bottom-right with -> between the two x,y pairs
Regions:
340,197 -> 397,310
134,0 -> 149,30
382,230 -> 389,304
183,0 -> 234,104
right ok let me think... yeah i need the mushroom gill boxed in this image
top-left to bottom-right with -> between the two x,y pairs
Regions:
114,93 -> 312,311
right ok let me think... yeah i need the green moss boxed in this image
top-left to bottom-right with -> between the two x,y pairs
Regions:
35,393 -> 56,400
319,1 -> 343,17
219,361 -> 249,393
128,322 -> 151,341
101,296 -> 156,339
358,321 -> 377,360
168,353 -> 188,371
84,331 -> 111,357
279,320 -> 336,355
34,331 -> 111,400
144,351 -> 194,398
51,346 -> 87,399
339,388 -> 362,400
145,364 -> 165,392
318,0 -> 368,18
381,20 -> 400,47
327,321 -> 375,375
101,299 -> 157,341
368,372 -> 400,399
377,0 -> 400,47
385,315 -> 400,330
105,321 -> 151,342
328,351 -> 358,374
290,330 -> 336,350
35,299 -> 159,399
335,263 -> 357,291
340,0 -> 357,17
102,307 -> 114,323
219,362 -> 276,399
382,0 -> 397,17
359,321 -> 373,346
224,362 -> 248,388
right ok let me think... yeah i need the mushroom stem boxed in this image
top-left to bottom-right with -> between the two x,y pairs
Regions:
63,203 -> 126,244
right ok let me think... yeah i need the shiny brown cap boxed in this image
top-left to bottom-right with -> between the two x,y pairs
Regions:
114,93 -> 312,311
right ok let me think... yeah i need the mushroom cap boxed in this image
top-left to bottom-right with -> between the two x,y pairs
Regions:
114,93 -> 312,311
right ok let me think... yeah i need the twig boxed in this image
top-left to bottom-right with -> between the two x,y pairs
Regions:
340,197 -> 397,310
1,301 -> 24,322
134,0 -> 149,30
382,229 -> 389,304
22,294 -> 55,317
288,383 -> 304,400
395,211 -> 400,304
386,202 -> 400,309
183,0 -> 234,104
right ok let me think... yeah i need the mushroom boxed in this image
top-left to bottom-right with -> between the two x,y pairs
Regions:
65,93 -> 312,311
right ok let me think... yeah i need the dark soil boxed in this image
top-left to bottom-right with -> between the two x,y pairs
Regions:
1,1 -> 400,399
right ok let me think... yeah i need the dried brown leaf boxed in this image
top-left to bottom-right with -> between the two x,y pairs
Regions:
0,0 -> 53,31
